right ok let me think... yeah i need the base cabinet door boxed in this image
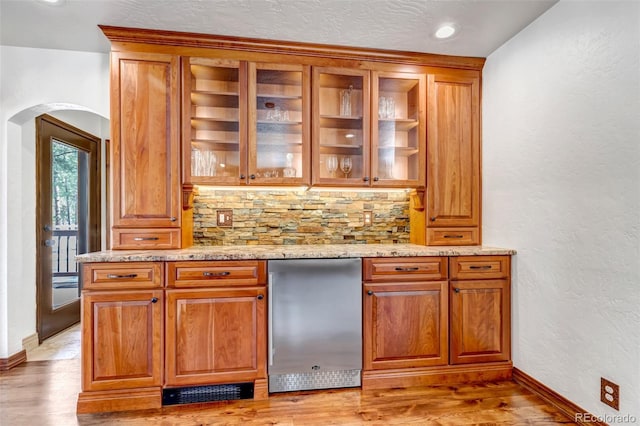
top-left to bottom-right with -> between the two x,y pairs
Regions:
81,290 -> 163,391
449,279 -> 510,364
364,281 -> 448,370
165,287 -> 267,386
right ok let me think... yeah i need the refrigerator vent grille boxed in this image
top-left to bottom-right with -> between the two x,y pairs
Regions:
269,369 -> 361,393
162,382 -> 254,406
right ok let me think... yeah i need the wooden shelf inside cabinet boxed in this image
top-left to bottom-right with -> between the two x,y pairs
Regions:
192,91 -> 239,105
191,139 -> 240,152
318,144 -> 363,156
377,146 -> 420,157
319,116 -> 364,129
378,119 -> 419,132
191,118 -> 239,131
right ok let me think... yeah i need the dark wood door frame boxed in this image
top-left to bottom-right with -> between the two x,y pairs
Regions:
36,114 -> 101,342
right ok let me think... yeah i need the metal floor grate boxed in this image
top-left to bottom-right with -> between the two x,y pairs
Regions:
162,382 -> 254,406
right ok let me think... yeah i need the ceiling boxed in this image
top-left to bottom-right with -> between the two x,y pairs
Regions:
0,0 -> 557,57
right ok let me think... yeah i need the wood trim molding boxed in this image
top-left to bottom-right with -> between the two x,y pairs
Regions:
512,367 -> 607,426
0,349 -> 27,371
99,25 -> 486,71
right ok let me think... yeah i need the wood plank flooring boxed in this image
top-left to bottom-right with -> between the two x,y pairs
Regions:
1,358 -> 577,425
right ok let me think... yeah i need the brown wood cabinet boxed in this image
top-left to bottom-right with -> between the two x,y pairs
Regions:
110,51 -> 182,249
165,261 -> 268,395
77,262 -> 164,413
363,255 -> 512,390
425,69 -> 481,244
363,257 -> 448,375
449,256 -> 511,364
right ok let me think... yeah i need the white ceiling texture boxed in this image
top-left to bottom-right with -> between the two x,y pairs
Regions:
0,0 -> 557,57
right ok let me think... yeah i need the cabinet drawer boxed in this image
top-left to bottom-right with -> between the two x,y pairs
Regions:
363,257 -> 447,282
450,256 -> 510,280
82,262 -> 163,290
426,228 -> 479,246
111,228 -> 181,250
167,261 -> 267,287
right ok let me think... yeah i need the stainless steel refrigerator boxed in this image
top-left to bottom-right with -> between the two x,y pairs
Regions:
267,258 -> 362,393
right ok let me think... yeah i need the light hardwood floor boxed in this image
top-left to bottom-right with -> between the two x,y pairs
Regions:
1,358 -> 577,425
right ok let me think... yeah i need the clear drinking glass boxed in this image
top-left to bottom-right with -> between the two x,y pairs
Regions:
340,156 -> 353,178
340,85 -> 353,117
326,155 -> 338,177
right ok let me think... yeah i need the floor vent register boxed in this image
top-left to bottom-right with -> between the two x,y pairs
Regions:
162,383 -> 254,405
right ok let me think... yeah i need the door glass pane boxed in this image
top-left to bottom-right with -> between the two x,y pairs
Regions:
189,61 -> 240,180
377,76 -> 421,182
317,72 -> 365,181
255,67 -> 303,179
51,140 -> 87,309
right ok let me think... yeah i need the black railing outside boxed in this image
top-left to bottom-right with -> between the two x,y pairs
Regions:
52,228 -> 78,277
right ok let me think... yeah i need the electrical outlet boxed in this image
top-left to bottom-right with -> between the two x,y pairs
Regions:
217,209 -> 233,227
601,377 -> 619,410
363,211 -> 372,226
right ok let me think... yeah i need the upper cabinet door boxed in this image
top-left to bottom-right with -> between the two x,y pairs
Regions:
183,58 -> 247,186
371,71 -> 426,187
426,70 -> 480,227
111,51 -> 180,228
312,67 -> 370,186
248,63 -> 311,185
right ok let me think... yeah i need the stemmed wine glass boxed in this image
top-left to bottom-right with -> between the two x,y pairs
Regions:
340,156 -> 352,178
326,155 -> 338,178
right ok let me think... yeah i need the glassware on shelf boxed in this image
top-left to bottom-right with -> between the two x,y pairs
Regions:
340,156 -> 353,178
326,155 -> 338,177
378,96 -> 395,119
340,85 -> 353,117
191,149 -> 218,176
283,153 -> 296,177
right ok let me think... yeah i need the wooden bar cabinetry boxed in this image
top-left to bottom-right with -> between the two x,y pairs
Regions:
109,51 -> 182,249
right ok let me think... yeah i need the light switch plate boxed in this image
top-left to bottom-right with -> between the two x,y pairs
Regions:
217,209 -> 233,227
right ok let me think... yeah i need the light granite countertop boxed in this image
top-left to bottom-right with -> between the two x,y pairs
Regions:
76,244 -> 516,263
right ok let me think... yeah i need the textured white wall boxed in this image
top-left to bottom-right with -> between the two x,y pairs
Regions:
0,46 -> 109,357
483,1 -> 640,421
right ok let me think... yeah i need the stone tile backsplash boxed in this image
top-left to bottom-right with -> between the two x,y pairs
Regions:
193,187 -> 410,245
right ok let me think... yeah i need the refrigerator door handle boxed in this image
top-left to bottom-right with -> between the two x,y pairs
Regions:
268,272 -> 274,367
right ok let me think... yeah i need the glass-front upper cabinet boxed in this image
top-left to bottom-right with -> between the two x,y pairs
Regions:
312,67 -> 370,186
248,63 -> 310,185
371,71 -> 426,187
183,58 -> 247,185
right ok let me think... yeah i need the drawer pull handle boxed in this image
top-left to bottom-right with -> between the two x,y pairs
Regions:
257,294 -> 264,300
133,237 -> 159,241
203,271 -> 231,277
443,235 -> 464,239
151,297 -> 158,303
106,274 -> 138,279
469,265 -> 492,270
395,267 -> 420,272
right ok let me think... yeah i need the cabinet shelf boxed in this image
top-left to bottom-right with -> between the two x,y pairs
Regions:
191,139 -> 239,152
192,91 -> 239,103
377,146 -> 419,157
319,116 -> 363,130
191,118 -> 239,131
378,119 -> 419,132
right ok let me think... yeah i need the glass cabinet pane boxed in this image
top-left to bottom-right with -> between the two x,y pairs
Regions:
313,68 -> 370,185
372,72 -> 426,187
250,63 -> 309,184
184,58 -> 245,184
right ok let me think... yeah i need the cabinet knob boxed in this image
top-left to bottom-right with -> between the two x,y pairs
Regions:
240,174 -> 246,179
170,217 -> 177,222
430,217 -> 436,222
151,297 -> 158,303
363,176 -> 370,182
373,177 -> 379,182
250,174 -> 256,180
367,290 -> 373,296
454,288 -> 460,293
257,294 -> 264,300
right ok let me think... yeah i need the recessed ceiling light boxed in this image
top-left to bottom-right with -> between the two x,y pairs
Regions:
39,0 -> 64,4
435,24 -> 456,39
